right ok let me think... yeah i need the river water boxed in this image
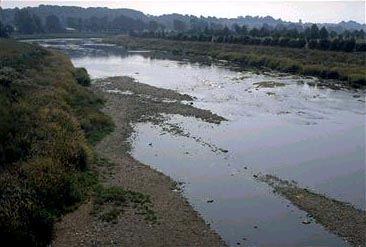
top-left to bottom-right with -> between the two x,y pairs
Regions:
33,39 -> 365,246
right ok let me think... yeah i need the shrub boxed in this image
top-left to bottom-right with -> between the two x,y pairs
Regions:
22,158 -> 77,210
0,169 -> 54,247
74,67 -> 91,86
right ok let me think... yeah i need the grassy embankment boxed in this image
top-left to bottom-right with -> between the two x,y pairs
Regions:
0,39 -> 153,247
108,35 -> 366,87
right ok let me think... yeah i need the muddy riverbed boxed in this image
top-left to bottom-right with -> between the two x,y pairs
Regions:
33,39 -> 365,246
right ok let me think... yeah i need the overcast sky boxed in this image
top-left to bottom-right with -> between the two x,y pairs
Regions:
2,0 -> 365,24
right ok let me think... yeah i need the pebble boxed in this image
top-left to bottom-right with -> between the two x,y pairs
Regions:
207,200 -> 214,203
302,220 -> 311,224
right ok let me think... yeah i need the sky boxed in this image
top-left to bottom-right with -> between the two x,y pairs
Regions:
1,0 -> 365,24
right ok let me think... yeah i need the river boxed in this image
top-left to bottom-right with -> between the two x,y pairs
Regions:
32,38 -> 365,247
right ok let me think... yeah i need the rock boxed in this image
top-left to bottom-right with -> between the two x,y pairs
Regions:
148,143 -> 153,146
207,200 -> 214,203
253,174 -> 258,178
302,220 -> 311,224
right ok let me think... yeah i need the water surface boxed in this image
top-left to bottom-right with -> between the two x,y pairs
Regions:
34,39 -> 365,246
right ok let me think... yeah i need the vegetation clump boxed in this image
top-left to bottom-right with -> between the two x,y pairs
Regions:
74,67 -> 91,87
253,81 -> 286,88
92,186 -> 158,224
0,40 -> 113,246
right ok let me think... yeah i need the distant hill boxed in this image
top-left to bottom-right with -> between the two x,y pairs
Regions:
1,5 -> 365,33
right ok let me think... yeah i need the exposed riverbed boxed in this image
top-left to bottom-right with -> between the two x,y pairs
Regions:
32,39 -> 365,247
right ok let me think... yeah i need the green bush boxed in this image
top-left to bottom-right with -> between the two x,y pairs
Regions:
0,169 -> 54,247
74,67 -> 91,86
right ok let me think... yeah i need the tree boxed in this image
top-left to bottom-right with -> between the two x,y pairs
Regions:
0,21 -> 8,37
319,27 -> 329,39
249,27 -> 260,37
221,26 -> 230,36
240,25 -> 248,35
355,42 -> 366,52
45,15 -> 63,33
173,19 -> 186,32
330,38 -> 341,51
111,15 -> 145,32
67,17 -> 82,31
310,24 -> 320,39
33,14 -> 44,33
259,24 -> 271,37
232,23 -> 241,34
14,9 -> 38,34
148,20 -> 159,32
318,39 -> 331,50
85,16 -> 100,32
308,39 -> 318,49
342,38 -> 356,52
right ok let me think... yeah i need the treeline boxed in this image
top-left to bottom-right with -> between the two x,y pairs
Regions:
8,8 -> 150,34
134,23 -> 366,52
5,8 -> 366,52
12,9 -> 67,34
3,5 -> 366,34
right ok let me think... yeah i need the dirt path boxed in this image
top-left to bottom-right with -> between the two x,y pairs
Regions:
52,77 -> 227,247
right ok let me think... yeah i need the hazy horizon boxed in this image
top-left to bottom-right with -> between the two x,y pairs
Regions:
1,0 -> 365,24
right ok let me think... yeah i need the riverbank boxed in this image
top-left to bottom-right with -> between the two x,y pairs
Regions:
52,76 -> 227,246
106,35 -> 366,88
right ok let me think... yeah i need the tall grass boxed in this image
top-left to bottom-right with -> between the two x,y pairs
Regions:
0,39 -> 113,246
